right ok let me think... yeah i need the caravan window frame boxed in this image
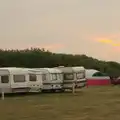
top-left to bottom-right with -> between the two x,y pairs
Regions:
42,74 -> 47,81
13,75 -> 26,83
29,74 -> 37,81
64,73 -> 74,80
1,75 -> 9,83
52,73 -> 57,80
58,73 -> 62,80
76,72 -> 85,79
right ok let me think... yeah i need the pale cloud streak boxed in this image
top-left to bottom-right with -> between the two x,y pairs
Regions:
98,39 -> 120,47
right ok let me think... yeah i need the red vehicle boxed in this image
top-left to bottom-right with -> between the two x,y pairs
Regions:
110,77 -> 120,85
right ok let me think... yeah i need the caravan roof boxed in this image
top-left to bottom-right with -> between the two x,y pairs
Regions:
34,68 -> 62,74
40,68 -> 62,73
72,66 -> 85,72
57,67 -> 74,73
0,67 -> 29,75
23,68 -> 43,74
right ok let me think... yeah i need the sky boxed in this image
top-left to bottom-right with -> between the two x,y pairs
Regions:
0,0 -> 120,62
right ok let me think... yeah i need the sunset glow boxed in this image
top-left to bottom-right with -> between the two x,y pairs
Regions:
98,39 -> 120,47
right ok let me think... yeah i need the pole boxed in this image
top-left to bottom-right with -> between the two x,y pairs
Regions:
72,83 -> 75,94
1,89 -> 4,100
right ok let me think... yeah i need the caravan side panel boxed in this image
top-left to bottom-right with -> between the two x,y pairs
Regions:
28,73 -> 43,92
0,70 -> 11,93
72,67 -> 86,88
9,69 -> 30,93
57,67 -> 75,90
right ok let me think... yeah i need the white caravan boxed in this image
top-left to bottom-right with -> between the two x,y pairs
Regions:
24,68 -> 43,93
72,66 -> 86,88
0,67 -> 30,93
56,66 -> 75,90
35,68 -> 63,92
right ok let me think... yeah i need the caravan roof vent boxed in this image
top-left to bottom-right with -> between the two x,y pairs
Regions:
58,66 -> 65,68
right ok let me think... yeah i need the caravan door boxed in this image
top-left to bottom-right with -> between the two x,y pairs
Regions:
0,69 -> 11,93
0,74 -> 11,93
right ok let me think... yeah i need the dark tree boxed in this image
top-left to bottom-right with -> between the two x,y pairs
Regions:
0,48 -> 119,77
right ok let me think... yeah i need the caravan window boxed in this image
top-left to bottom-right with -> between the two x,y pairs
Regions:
76,72 -> 85,79
64,73 -> 74,80
42,74 -> 47,81
14,75 -> 25,82
29,74 -> 37,81
58,73 -> 62,80
52,74 -> 57,80
1,75 -> 9,83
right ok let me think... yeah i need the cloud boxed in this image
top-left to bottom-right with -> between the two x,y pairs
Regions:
88,33 -> 120,48
96,37 -> 120,53
98,39 -> 120,47
85,33 -> 120,62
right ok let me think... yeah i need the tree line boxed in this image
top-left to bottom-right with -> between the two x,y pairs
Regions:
0,48 -> 120,77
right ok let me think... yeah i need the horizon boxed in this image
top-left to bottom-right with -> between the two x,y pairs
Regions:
0,47 -> 118,63
0,0 -> 120,62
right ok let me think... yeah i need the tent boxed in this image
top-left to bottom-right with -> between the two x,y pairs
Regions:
86,69 -> 111,86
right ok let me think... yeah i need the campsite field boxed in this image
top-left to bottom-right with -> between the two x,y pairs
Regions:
1,86 -> 120,120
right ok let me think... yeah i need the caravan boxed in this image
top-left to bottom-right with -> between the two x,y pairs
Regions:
0,67 -> 30,93
25,68 -> 43,93
56,66 -> 75,90
72,66 -> 86,88
35,68 -> 63,92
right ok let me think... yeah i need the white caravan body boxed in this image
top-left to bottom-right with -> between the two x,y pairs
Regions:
0,67 -> 30,93
72,66 -> 86,88
24,68 -> 43,93
35,68 -> 63,90
56,67 -> 75,90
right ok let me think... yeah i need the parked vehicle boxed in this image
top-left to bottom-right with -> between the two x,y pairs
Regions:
110,76 -> 120,85
35,68 -> 63,92
56,66 -> 75,90
0,67 -> 30,93
25,68 -> 43,92
72,66 -> 86,88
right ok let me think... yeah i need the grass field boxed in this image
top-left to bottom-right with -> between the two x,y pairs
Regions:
1,86 -> 120,120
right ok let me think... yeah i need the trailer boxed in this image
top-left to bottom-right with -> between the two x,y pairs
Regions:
56,66 -> 75,90
0,67 -> 30,93
72,66 -> 86,88
35,68 -> 63,92
25,68 -> 43,93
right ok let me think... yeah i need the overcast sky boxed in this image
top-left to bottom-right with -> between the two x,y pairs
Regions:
0,0 -> 120,62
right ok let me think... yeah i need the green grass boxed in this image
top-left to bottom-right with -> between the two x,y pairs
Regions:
1,86 -> 120,120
